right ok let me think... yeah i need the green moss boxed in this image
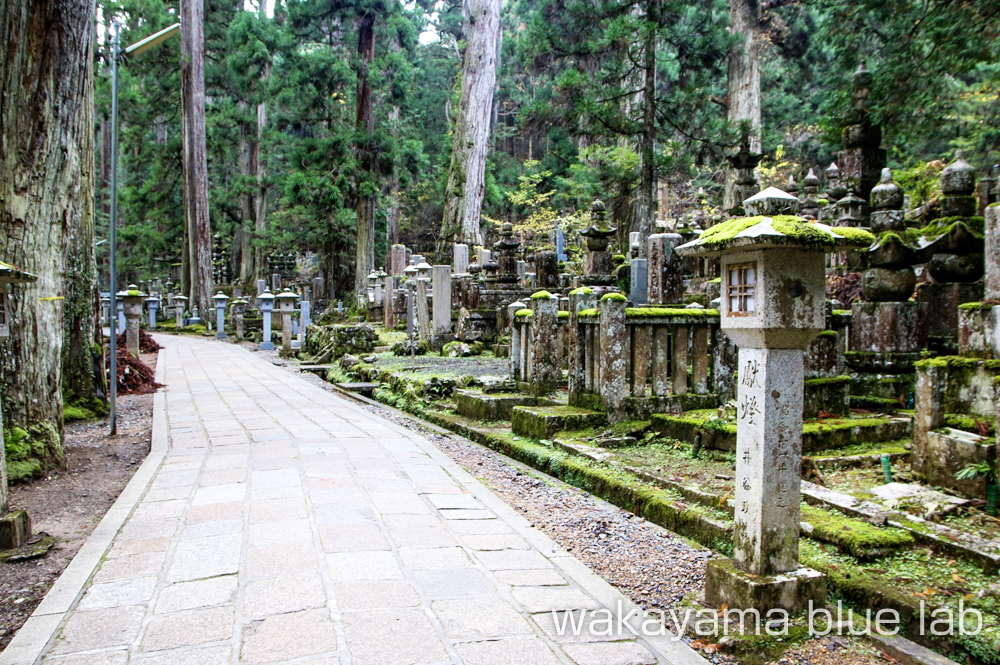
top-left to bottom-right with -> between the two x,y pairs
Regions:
831,309 -> 852,316
530,290 -> 555,300
63,405 -> 97,422
816,198 -> 829,205
817,330 -> 838,339
695,215 -> 874,250
914,355 -> 1000,373
625,307 -> 719,318
707,277 -> 722,285
578,309 -> 599,319
958,301 -> 993,311
557,311 -> 569,320
514,309 -> 532,319
989,202 -> 1000,209
4,421 -> 62,483
849,395 -> 902,411
943,413 -> 995,435
568,287 -> 594,296
801,505 -> 914,559
601,293 -> 628,302
612,254 -> 626,263
910,216 -> 985,239
801,416 -> 891,435
804,375 -> 850,387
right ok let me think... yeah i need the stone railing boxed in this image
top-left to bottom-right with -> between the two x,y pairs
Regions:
508,294 -> 569,394
569,294 -> 719,419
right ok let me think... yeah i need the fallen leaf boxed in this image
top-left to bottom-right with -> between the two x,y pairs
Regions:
952,574 -> 966,583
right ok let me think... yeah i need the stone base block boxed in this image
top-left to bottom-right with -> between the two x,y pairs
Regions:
915,282 -> 983,338
870,210 -> 906,234
851,301 -> 929,353
704,558 -> 827,613
0,510 -> 31,550
940,195 -> 977,218
454,390 -> 540,421
511,405 -> 606,439
922,428 -> 997,499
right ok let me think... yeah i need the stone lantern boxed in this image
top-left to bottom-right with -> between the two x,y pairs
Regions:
416,261 -> 432,282
145,295 -> 159,330
173,295 -> 188,329
580,199 -> 618,288
403,263 -> 418,283
675,191 -> 874,613
100,295 -> 111,329
258,289 -> 276,350
118,285 -> 147,358
213,292 -> 229,339
0,261 -> 36,543
230,298 -> 247,339
275,289 -> 299,357
939,150 -> 977,217
869,167 -> 905,233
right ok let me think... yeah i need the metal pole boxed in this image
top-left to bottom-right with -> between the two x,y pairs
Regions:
108,26 -> 120,436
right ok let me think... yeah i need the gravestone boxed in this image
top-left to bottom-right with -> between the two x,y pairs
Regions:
432,265 -> 452,336
556,227 -> 567,262
676,192 -> 872,612
384,276 -> 395,328
986,204 -> 1000,301
416,279 -> 431,340
391,244 -> 407,276
647,234 -> 684,304
271,273 -> 281,292
453,243 -> 469,274
630,258 -> 648,304
535,251 -> 559,290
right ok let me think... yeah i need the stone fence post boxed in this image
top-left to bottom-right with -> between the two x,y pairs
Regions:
529,292 -> 561,395
599,294 -> 628,420
568,288 -> 597,402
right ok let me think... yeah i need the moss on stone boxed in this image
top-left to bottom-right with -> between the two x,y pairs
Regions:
625,307 -> 719,318
914,355 -> 1000,373
63,405 -> 97,422
832,309 -> 851,316
514,309 -> 532,319
568,287 -> 594,296
817,330 -> 838,339
804,375 -> 850,387
695,215 -> 874,250
601,293 -> 628,302
909,216 -> 985,239
958,301 -> 993,311
557,311 -> 569,319
801,505 -> 914,559
530,290 -> 555,300
707,277 -> 722,285
943,412 -> 995,435
578,309 -> 599,319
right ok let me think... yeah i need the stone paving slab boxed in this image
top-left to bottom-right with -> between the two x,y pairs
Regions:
11,335 -> 708,665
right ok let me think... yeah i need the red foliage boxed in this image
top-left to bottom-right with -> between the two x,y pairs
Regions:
116,329 -> 162,354
827,271 -> 864,305
110,347 -> 162,395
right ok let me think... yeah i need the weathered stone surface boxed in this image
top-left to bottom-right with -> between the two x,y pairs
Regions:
987,205 -> 1000,300
742,187 -> 800,216
926,253 -> 984,283
923,428 -> 996,499
453,243 -> 469,274
914,281 -> 982,338
870,209 -> 905,234
599,297 -> 628,419
851,301 -> 929,353
432,266 -> 452,336
705,558 -> 826,613
535,251 -> 559,290
530,295 -> 560,395
647,234 -> 684,304
629,258 -> 648,304
415,279 -> 430,340
862,267 -> 917,302
912,363 -> 947,481
870,167 -> 904,211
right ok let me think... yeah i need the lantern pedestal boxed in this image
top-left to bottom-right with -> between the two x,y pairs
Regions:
705,558 -> 827,614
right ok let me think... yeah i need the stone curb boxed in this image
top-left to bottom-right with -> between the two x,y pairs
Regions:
868,633 -> 962,665
327,382 -> 711,665
0,350 -> 170,665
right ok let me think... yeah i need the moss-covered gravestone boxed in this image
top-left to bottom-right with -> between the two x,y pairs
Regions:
676,191 -> 873,613
118,285 -> 147,357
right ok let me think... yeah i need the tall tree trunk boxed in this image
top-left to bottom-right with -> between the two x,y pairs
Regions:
634,0 -> 657,256
723,0 -> 762,211
353,13 -> 375,307
181,0 -> 213,317
0,0 -> 96,483
440,0 -> 502,247
386,104 -> 401,250
238,101 -> 254,283
252,84 -> 267,282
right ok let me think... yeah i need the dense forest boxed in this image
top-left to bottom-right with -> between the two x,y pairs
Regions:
99,0 -> 999,302
0,0 -> 998,472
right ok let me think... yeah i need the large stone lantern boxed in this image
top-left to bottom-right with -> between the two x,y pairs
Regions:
213,292 -> 229,339
676,192 -> 874,613
0,261 -> 36,540
275,289 -> 300,358
258,289 -> 276,350
118,285 -> 147,358
173,295 -> 188,329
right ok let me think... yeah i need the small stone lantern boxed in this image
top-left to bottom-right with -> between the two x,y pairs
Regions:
173,295 -> 188,329
0,261 -> 36,543
676,190 -> 874,613
230,298 -> 247,339
213,292 -> 229,339
258,289 -> 276,350
118,285 -> 147,358
275,289 -> 300,358
145,295 -> 159,330
100,295 -> 111,329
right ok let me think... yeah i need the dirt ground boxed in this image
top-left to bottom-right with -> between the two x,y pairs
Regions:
0,352 -> 156,650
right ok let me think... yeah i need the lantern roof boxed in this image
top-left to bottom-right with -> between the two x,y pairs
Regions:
675,215 -> 874,258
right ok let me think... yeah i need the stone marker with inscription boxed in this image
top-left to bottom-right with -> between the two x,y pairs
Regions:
676,190 -> 873,613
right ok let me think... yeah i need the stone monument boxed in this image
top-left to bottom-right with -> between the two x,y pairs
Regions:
676,190 -> 873,612
119,285 -> 147,358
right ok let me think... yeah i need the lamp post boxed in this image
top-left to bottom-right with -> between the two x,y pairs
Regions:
108,21 -> 180,435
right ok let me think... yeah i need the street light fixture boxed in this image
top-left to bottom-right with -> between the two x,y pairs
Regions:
108,21 -> 181,435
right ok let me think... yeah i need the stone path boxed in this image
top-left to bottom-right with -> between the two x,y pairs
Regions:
31,335 -> 705,665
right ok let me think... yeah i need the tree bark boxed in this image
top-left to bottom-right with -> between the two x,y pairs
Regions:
634,0 -> 658,256
252,87 -> 267,282
440,0 -> 502,247
353,13 -> 376,308
181,0 -> 213,317
723,0 -> 762,211
238,101 -> 254,283
0,0 -> 96,480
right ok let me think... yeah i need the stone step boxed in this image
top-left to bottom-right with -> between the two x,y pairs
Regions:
453,389 -> 545,422
336,382 -> 380,397
511,405 -> 606,440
